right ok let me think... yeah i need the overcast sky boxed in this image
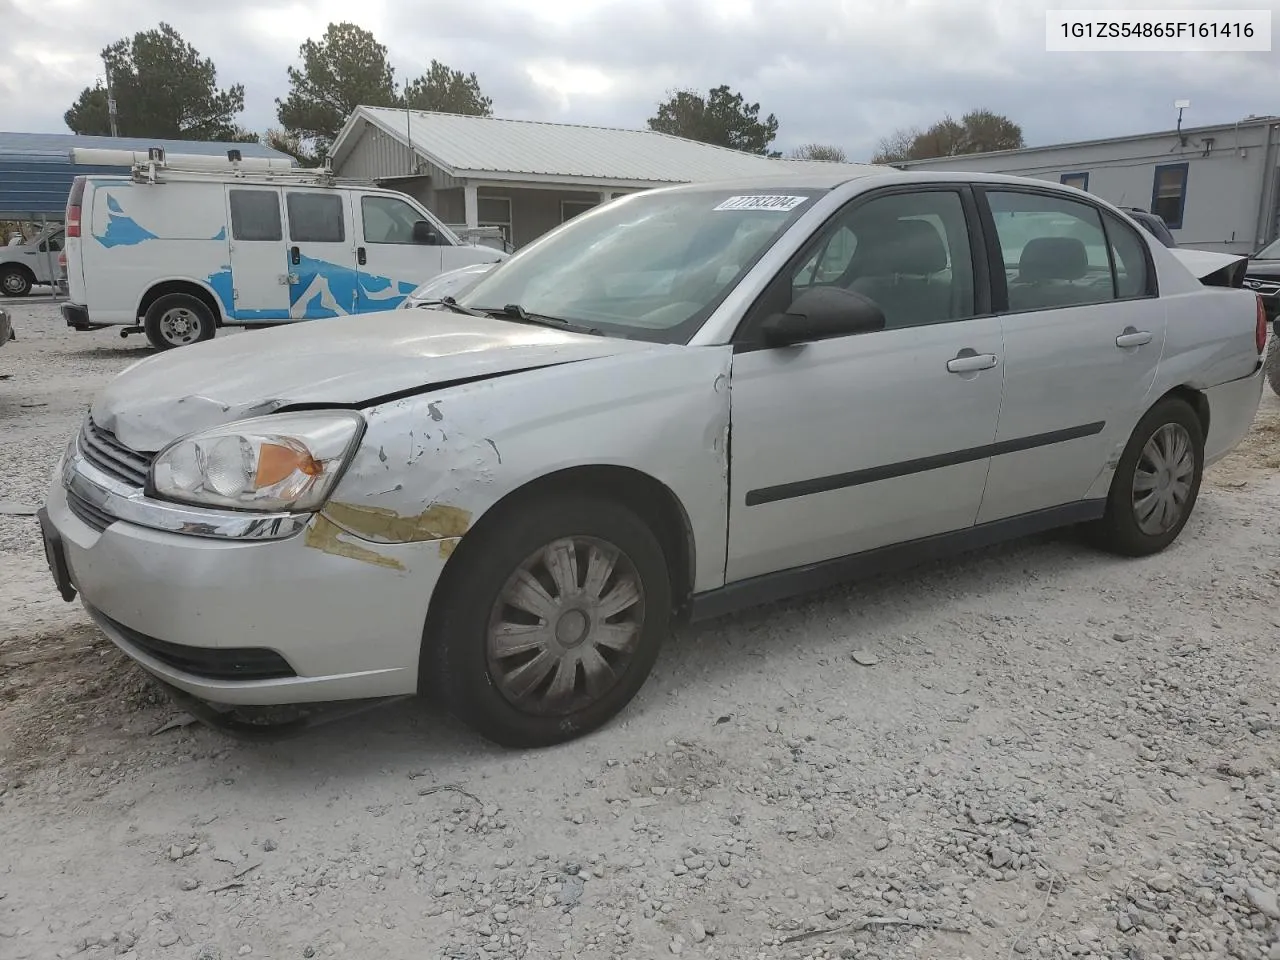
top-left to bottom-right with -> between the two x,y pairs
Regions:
2,0 -> 1277,160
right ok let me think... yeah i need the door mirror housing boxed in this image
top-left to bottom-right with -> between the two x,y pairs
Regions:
412,220 -> 440,245
760,286 -> 886,347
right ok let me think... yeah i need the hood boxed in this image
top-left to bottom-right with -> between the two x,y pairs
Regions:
93,309 -> 659,451
400,261 -> 496,307
1169,247 -> 1249,282
1245,258 -> 1280,279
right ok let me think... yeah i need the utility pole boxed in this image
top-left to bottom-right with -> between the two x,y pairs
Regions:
103,55 -> 119,137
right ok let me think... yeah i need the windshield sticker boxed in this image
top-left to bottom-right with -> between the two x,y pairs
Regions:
713,195 -> 808,212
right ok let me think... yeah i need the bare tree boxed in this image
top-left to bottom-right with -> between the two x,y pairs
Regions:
790,143 -> 848,162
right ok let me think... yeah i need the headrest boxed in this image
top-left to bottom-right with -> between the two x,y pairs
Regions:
857,217 -> 949,275
1018,236 -> 1087,282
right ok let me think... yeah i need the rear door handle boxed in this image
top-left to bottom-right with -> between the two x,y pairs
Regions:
1116,327 -> 1152,348
290,245 -> 300,265
947,349 -> 999,373
357,246 -> 367,266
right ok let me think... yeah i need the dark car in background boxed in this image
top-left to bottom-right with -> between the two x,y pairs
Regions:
1245,236 -> 1280,324
1120,207 -> 1178,249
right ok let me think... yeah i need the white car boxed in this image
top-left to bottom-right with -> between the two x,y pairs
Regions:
39,170 -> 1267,748
396,261 -> 497,310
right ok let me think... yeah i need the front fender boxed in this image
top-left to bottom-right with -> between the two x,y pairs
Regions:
322,345 -> 734,594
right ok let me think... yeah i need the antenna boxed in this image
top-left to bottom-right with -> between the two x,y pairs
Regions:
1175,99 -> 1190,145
103,55 -> 119,137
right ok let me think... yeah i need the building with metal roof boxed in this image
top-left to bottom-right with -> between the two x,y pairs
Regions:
893,116 -> 1280,255
0,132 -> 294,221
329,106 -> 878,249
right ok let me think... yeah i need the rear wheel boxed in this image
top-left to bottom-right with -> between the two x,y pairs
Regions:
143,293 -> 216,350
0,266 -> 32,297
425,494 -> 672,748
1089,397 -> 1204,557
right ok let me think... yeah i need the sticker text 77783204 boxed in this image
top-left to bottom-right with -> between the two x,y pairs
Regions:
713,195 -> 808,212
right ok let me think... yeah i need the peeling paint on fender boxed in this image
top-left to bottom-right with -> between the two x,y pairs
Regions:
322,502 -> 472,544
304,515 -> 406,571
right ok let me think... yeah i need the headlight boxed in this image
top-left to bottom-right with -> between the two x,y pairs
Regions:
150,411 -> 364,513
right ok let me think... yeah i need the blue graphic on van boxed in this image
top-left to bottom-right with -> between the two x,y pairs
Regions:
94,194 -> 159,248
211,226 -> 226,241
288,253 -> 416,318
206,265 -> 291,322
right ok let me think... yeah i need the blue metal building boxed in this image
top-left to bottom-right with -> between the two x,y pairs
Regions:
0,132 -> 294,221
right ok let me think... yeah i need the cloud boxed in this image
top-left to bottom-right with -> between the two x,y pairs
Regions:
4,0 -> 1278,161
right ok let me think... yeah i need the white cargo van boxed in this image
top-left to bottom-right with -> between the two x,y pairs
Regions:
61,147 -> 506,350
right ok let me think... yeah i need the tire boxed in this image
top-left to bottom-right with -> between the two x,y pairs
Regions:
1266,337 -> 1280,398
0,266 -> 32,298
424,494 -> 673,748
1089,397 -> 1204,557
143,293 -> 216,350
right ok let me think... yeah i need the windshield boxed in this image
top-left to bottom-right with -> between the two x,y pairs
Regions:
1255,237 -> 1280,260
457,187 -> 824,343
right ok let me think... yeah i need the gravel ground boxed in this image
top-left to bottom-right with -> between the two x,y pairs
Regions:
2,301 -> 1280,960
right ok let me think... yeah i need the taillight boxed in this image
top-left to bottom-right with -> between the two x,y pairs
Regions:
1257,294 -> 1268,354
65,176 -> 86,238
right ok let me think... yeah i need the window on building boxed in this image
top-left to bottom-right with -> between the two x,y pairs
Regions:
1060,172 -> 1089,192
1150,163 -> 1189,230
229,189 -> 283,242
986,190 -> 1118,312
478,196 -> 512,246
286,191 -> 345,243
561,200 -> 597,223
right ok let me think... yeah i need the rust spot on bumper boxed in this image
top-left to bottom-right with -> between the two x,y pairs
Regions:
303,515 -> 406,571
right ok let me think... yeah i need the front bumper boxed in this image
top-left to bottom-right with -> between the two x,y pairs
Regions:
42,452 -> 457,706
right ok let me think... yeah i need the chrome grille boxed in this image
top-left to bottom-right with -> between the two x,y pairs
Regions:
78,415 -> 154,488
66,490 -> 114,533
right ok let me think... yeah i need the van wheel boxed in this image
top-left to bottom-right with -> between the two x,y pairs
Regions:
425,494 -> 672,748
0,266 -> 32,297
1088,397 -> 1204,557
143,294 -> 216,350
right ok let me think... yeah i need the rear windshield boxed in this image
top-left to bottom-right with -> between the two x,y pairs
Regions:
458,187 -> 824,344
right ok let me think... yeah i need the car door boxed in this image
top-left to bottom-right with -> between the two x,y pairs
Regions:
725,185 -> 1006,583
972,187 -> 1167,524
223,186 -> 291,321
354,191 -> 443,311
283,189 -> 357,318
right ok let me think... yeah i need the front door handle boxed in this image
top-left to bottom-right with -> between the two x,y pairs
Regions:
290,245 -> 300,266
1116,327 -> 1153,348
357,246 -> 367,266
947,349 -> 999,373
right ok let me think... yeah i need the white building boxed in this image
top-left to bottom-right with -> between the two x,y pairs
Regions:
895,115 -> 1280,255
328,106 -> 875,249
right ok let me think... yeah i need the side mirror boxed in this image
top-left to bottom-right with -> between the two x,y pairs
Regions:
760,286 -> 885,348
412,220 -> 439,245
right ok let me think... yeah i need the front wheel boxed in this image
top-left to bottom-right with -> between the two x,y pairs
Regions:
0,266 -> 32,298
1089,397 -> 1204,557
425,494 -> 673,748
143,293 -> 216,350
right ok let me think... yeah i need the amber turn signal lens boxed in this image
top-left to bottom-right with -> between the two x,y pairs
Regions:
255,441 -> 322,487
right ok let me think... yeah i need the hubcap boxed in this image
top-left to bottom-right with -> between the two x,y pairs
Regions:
159,307 -> 201,345
1132,422 -> 1195,536
2,274 -> 25,294
486,536 -> 645,717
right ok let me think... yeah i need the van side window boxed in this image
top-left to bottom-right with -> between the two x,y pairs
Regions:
229,190 -> 282,242
362,195 -> 425,244
286,192 -> 345,243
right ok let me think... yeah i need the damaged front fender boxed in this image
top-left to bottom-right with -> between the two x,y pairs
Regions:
316,344 -> 735,594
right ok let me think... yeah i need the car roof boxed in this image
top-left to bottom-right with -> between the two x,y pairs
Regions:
641,168 -> 1116,196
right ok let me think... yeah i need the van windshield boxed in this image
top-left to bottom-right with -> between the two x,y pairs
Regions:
456,187 -> 823,343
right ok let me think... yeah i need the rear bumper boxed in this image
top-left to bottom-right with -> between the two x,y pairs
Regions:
1204,361 -> 1266,467
61,301 -> 107,331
